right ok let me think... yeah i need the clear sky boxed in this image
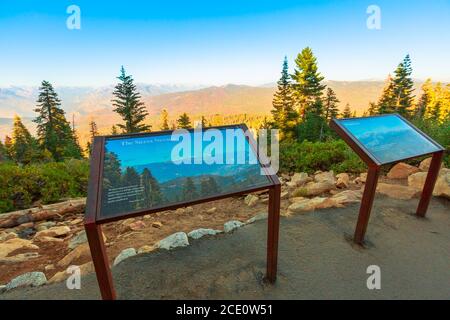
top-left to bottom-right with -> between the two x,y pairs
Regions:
1,0 -> 449,86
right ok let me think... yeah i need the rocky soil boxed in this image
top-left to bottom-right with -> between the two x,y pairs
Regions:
0,157 -> 448,292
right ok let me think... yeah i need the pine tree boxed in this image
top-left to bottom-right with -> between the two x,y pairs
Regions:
111,125 -> 119,135
112,66 -> 151,133
86,119 -> 99,155
102,152 -> 122,189
160,108 -> 170,130
367,102 -> 378,116
0,140 -> 9,162
4,136 -> 14,160
34,80 -> 82,161
323,87 -> 340,121
341,103 -> 352,118
377,75 -> 396,114
291,47 -> 326,119
393,54 -> 415,117
200,115 -> 208,128
271,56 -> 297,139
177,113 -> 191,129
11,115 -> 39,164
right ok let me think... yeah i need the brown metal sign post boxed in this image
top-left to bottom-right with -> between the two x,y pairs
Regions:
330,114 -> 444,245
84,124 -> 281,300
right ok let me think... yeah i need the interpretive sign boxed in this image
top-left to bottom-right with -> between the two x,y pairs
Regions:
330,114 -> 444,244
84,124 -> 281,299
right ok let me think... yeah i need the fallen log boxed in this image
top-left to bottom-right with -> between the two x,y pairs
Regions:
0,198 -> 86,229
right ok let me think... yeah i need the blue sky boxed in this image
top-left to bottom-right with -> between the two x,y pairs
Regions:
1,0 -> 449,86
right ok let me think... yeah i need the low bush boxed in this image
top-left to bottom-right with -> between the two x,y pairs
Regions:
279,139 -> 366,174
0,159 -> 89,213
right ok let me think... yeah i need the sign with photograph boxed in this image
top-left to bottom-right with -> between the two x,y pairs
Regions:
333,114 -> 442,164
98,125 -> 273,219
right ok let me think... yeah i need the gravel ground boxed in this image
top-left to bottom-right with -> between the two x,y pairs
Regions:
1,195 -> 449,300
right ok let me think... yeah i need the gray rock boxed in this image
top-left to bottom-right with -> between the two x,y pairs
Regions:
68,230 -> 87,250
224,220 -> 245,233
188,228 -> 222,240
244,194 -> 259,207
157,232 -> 189,250
246,212 -> 268,224
0,285 -> 6,294
113,248 -> 137,266
35,221 -> 56,232
5,272 -> 47,291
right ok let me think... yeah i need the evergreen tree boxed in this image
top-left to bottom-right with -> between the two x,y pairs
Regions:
393,54 -> 415,117
122,166 -> 140,186
182,177 -> 198,201
141,168 -> 162,207
86,120 -> 99,155
102,152 -> 122,189
323,87 -> 340,121
377,75 -> 396,114
200,115 -> 208,128
367,102 -> 378,116
160,108 -> 170,130
271,56 -> 297,139
341,103 -> 352,118
0,140 -> 9,162
11,115 -> 39,164
112,66 -> 151,133
4,136 -> 13,160
177,113 -> 192,129
111,125 -> 119,135
34,80 -> 82,161
291,47 -> 326,119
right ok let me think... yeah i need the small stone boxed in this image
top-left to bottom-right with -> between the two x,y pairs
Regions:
185,206 -> 194,213
291,172 -> 309,186
359,173 -> 367,183
121,218 -> 136,226
113,248 -> 137,266
335,173 -> 350,188
244,194 -> 259,207
6,272 -> 47,290
246,212 -> 268,224
224,220 -> 245,233
34,236 -> 64,243
0,232 -> 18,242
68,230 -> 87,250
137,245 -> 156,254
304,181 -> 335,196
175,208 -> 185,214
188,228 -> 222,239
206,207 -> 217,214
35,221 -> 56,232
151,221 -> 163,228
44,264 -> 55,271
157,232 -> 189,250
286,181 -> 298,188
34,226 -> 71,239
280,191 -> 289,199
70,218 -> 83,225
387,162 -> 419,179
128,220 -> 146,231
314,171 -> 336,184
57,243 -> 91,268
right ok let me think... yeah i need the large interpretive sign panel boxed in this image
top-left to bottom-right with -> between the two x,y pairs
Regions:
98,125 -> 273,220
334,114 -> 442,164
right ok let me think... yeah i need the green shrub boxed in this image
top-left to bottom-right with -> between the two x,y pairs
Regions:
279,139 -> 366,174
0,159 -> 89,213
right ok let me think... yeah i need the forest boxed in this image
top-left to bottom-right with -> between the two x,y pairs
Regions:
0,48 -> 448,213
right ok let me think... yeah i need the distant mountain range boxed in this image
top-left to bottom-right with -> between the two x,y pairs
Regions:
0,80 -> 427,142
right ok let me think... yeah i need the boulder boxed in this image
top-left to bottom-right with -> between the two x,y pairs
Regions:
287,197 -> 327,213
57,243 -> 91,268
113,248 -> 137,266
314,171 -> 336,184
5,272 -> 47,290
408,169 -> 450,199
335,173 -> 350,188
387,162 -> 419,179
34,226 -> 71,239
0,252 -> 40,264
68,230 -> 87,250
244,194 -> 259,207
376,183 -> 421,200
224,220 -> 245,233
419,157 -> 444,171
188,228 -> 222,240
157,232 -> 189,250
246,212 -> 268,224
0,238 -> 39,259
315,190 -> 362,209
304,180 -> 335,196
291,172 -> 309,186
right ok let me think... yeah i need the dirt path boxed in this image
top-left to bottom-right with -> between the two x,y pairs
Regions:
1,195 -> 449,300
